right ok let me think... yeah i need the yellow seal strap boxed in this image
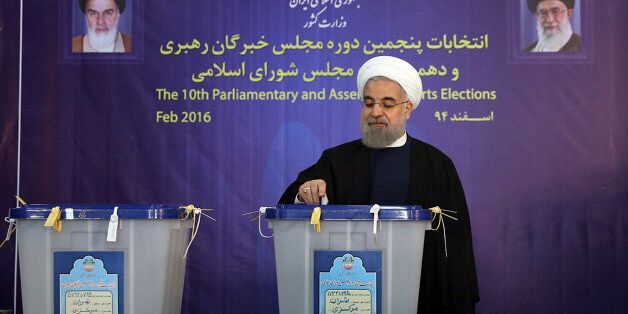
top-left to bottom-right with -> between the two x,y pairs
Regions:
310,207 -> 322,232
44,206 -> 63,232
15,195 -> 27,206
428,206 -> 458,258
179,205 -> 215,259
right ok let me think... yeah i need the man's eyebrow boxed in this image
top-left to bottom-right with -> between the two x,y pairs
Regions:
541,5 -> 562,11
86,8 -> 115,14
363,95 -> 398,101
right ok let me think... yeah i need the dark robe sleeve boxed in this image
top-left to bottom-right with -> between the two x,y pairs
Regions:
417,153 -> 479,313
278,150 -> 335,204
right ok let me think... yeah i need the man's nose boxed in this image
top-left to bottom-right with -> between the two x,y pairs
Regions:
545,14 -> 556,23
97,15 -> 105,25
370,103 -> 384,117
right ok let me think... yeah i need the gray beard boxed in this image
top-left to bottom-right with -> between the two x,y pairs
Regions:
534,18 -> 573,52
360,116 -> 406,149
86,20 -> 119,51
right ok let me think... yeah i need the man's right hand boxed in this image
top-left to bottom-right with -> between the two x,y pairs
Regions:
298,179 -> 327,205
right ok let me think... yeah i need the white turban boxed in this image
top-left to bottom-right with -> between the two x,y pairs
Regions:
356,56 -> 423,110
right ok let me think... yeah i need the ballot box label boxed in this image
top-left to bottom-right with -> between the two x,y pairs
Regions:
315,251 -> 382,314
54,251 -> 124,314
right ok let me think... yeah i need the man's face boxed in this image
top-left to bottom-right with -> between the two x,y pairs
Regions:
360,79 -> 413,148
535,0 -> 573,36
85,0 -> 120,36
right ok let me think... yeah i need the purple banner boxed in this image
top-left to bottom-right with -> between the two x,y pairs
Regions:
1,0 -> 627,313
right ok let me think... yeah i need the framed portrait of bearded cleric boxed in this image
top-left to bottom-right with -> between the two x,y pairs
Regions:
59,0 -> 142,63
509,0 -> 590,62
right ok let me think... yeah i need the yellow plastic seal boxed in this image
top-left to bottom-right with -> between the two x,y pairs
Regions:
310,207 -> 321,232
44,206 -> 63,232
15,195 -> 27,206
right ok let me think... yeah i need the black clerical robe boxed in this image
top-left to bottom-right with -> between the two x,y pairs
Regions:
279,136 -> 479,313
523,33 -> 581,53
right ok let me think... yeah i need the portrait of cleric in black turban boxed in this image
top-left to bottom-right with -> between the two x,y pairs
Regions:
522,0 -> 581,53
72,0 -> 132,53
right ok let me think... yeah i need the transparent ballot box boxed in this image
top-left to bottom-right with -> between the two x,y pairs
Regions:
9,204 -> 192,314
264,204 -> 432,314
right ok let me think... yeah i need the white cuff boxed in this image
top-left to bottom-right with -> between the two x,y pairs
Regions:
294,194 -> 329,205
294,194 -> 305,204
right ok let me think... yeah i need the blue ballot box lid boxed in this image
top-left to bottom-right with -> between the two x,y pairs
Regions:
265,204 -> 432,220
9,204 -> 188,220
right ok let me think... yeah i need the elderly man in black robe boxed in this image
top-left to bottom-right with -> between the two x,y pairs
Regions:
279,56 -> 479,313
